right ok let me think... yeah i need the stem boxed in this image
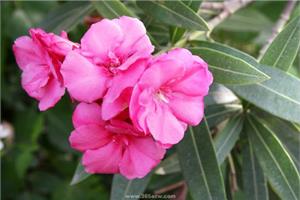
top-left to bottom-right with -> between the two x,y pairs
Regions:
228,154 -> 238,195
154,180 -> 185,194
258,0 -> 296,60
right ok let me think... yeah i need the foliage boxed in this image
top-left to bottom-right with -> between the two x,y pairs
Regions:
1,1 -> 300,200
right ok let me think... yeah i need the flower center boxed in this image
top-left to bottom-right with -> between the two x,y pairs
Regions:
107,51 -> 121,74
156,90 -> 169,103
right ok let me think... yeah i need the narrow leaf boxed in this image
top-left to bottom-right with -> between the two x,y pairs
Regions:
206,104 -> 242,128
230,65 -> 300,123
39,2 -> 93,34
260,16 -> 300,71
177,118 -> 227,200
190,41 -> 270,85
214,115 -> 244,164
110,174 -> 151,200
252,109 -> 300,173
170,0 -> 202,43
137,0 -> 209,31
93,0 -> 135,19
70,160 -> 91,186
246,115 -> 300,200
242,135 -> 268,200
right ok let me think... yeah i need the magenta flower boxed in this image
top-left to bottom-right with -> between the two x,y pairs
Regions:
69,103 -> 166,179
61,16 -> 154,120
130,48 -> 213,145
13,28 -> 76,110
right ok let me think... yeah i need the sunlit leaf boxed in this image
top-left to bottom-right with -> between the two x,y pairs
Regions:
260,16 -> 300,71
110,174 -> 152,200
70,160 -> 91,186
190,41 -> 270,85
230,65 -> 300,123
137,0 -> 209,31
93,0 -> 135,19
177,118 -> 227,200
246,115 -> 300,200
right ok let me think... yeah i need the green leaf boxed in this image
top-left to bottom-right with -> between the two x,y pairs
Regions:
39,2 -> 93,34
170,0 -> 202,43
70,160 -> 91,186
245,115 -> 300,200
206,103 -> 242,128
190,41 -> 270,85
155,154 -> 180,175
260,16 -> 300,71
218,8 -> 272,32
242,135 -> 268,200
177,118 -> 227,200
230,65 -> 300,123
252,110 -> 300,173
214,115 -> 244,164
137,0 -> 209,31
93,0 -> 135,19
110,174 -> 151,200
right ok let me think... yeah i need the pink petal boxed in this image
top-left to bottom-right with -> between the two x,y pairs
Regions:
119,136 -> 165,179
69,124 -> 111,152
114,16 -> 152,55
61,51 -> 109,102
102,88 -> 131,120
169,93 -> 204,125
72,103 -> 104,128
13,36 -> 45,70
80,19 -> 123,62
21,63 -> 50,98
171,57 -> 213,96
82,141 -> 123,174
38,78 -> 65,111
146,102 -> 186,145
139,59 -> 185,89
105,59 -> 148,103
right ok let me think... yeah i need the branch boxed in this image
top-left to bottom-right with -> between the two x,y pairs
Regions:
208,0 -> 254,30
188,0 -> 253,41
201,2 -> 225,10
258,0 -> 297,60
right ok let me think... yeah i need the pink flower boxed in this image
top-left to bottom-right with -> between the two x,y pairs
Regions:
69,102 -> 166,179
61,16 -> 154,120
130,48 -> 213,145
13,28 -> 76,110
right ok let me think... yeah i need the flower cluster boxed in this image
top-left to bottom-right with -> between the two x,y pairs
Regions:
13,16 -> 213,179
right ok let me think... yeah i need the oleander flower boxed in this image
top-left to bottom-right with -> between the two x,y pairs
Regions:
61,16 -> 154,120
130,48 -> 213,145
69,103 -> 166,179
13,28 -> 76,110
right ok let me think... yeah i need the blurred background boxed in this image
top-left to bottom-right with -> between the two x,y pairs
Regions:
1,1 -> 299,200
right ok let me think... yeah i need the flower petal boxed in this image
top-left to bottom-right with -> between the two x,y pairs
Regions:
139,59 -> 185,89
169,93 -> 204,125
119,136 -> 165,179
13,36 -> 45,70
69,124 -> 111,152
80,19 -> 123,62
171,56 -> 213,96
82,141 -> 123,174
61,51 -> 109,102
38,78 -> 65,111
72,103 -> 104,128
146,102 -> 185,145
114,16 -> 153,56
102,88 -> 131,120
